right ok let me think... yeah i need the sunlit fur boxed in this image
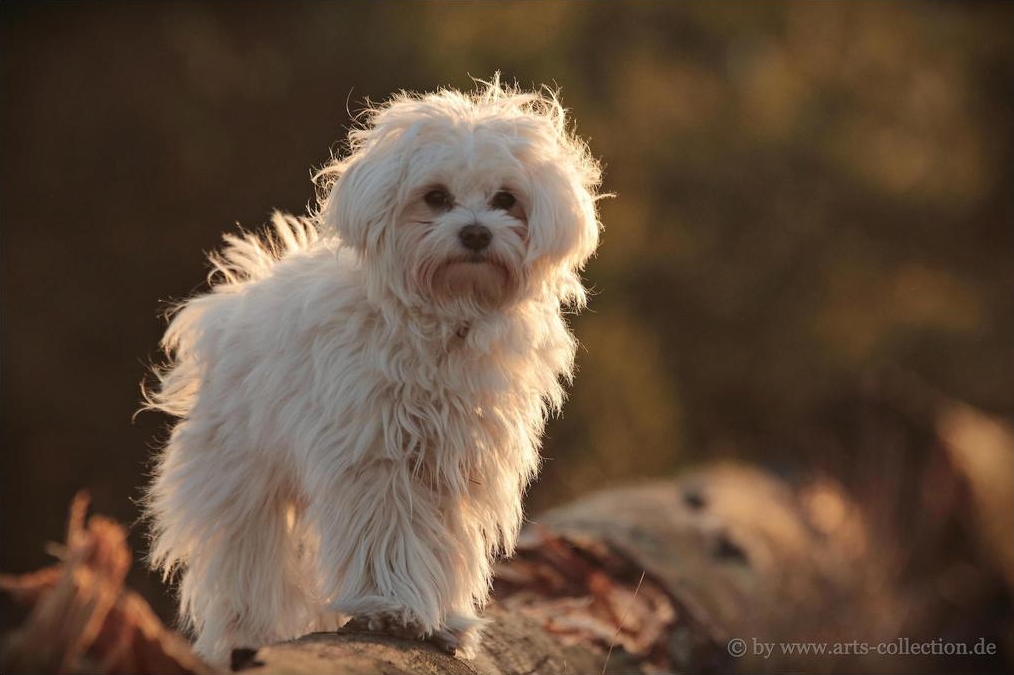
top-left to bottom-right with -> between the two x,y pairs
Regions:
143,78 -> 603,664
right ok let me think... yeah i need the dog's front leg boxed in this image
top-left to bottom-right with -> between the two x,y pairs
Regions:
312,461 -> 471,649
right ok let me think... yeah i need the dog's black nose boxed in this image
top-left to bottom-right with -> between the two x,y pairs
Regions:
459,224 -> 492,251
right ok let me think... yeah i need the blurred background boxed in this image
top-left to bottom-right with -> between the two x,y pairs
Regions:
2,2 -> 1011,670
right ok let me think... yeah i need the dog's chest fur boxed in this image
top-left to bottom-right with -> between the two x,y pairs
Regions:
233,242 -> 568,498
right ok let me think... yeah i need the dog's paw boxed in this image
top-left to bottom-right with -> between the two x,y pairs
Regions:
335,598 -> 484,658
367,610 -> 425,638
332,596 -> 421,636
345,609 -> 427,641
429,612 -> 486,658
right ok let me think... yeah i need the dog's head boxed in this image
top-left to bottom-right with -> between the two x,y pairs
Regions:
319,77 -> 603,316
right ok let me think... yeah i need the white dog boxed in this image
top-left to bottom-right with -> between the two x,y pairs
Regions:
144,78 -> 603,664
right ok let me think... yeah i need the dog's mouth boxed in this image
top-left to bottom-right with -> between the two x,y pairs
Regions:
427,256 -> 518,309
442,258 -> 508,282
446,250 -> 506,271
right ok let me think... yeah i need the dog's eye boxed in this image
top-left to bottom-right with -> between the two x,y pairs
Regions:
490,191 -> 516,211
424,189 -> 452,209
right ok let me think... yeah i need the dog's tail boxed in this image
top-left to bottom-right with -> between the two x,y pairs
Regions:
140,213 -> 321,419
208,212 -> 321,286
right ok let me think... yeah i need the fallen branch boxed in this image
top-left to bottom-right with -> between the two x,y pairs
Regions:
0,493 -> 213,674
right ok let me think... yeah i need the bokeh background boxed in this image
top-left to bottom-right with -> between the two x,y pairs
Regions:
2,1 -> 1011,667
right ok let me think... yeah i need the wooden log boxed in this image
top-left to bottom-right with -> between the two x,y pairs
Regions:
4,464 -> 863,674
5,388 -> 1011,675
231,463 -> 870,674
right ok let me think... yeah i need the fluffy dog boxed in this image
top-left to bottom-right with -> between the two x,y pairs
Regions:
144,78 -> 603,664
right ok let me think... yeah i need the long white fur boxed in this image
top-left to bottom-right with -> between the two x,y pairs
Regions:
144,78 -> 602,664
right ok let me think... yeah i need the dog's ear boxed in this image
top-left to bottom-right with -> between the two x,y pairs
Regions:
525,158 -> 601,306
321,131 -> 405,255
